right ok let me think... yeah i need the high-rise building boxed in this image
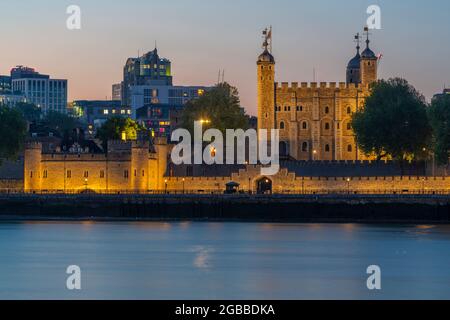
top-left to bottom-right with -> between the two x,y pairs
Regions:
120,47 -> 211,118
121,48 -> 172,107
112,83 -> 122,101
433,88 -> 450,101
10,66 -> 67,113
0,75 -> 12,94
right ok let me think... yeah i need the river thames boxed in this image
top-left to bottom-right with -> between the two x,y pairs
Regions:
1,221 -> 450,300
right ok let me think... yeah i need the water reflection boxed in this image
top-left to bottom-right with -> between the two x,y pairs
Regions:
0,221 -> 450,299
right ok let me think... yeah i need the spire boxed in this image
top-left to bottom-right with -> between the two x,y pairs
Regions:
364,26 -> 370,49
355,33 -> 361,53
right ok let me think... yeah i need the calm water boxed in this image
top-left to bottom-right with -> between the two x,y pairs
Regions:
1,221 -> 450,300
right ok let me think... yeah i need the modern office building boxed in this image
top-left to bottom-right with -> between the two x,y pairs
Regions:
73,100 -> 131,135
121,48 -> 172,107
433,88 -> 450,100
112,83 -> 122,101
10,66 -> 67,113
0,75 -> 12,94
0,93 -> 27,107
136,103 -> 184,139
120,47 -> 210,118
130,85 -> 207,119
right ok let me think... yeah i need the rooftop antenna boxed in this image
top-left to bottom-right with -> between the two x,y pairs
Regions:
222,70 -> 225,84
217,69 -> 221,85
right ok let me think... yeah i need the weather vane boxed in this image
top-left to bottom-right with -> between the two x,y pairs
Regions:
262,26 -> 273,53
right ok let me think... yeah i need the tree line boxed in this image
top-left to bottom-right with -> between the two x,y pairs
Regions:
351,78 -> 450,166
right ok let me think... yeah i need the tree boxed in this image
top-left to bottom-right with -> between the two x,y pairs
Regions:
351,78 -> 432,161
15,102 -> 42,123
180,82 -> 250,134
0,105 -> 27,162
96,117 -> 144,150
429,94 -> 450,165
43,111 -> 81,135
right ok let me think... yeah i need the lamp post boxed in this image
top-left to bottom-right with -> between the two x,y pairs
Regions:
164,179 -> 168,194
84,178 -> 88,193
248,178 -> 251,194
313,149 -> 317,161
346,178 -> 351,195
182,178 -> 185,194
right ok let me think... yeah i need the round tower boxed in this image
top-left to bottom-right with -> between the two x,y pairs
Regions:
360,28 -> 378,85
346,33 -> 361,84
257,27 -> 276,138
24,142 -> 42,192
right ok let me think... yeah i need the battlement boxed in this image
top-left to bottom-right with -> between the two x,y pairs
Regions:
25,142 -> 43,150
275,82 -> 370,91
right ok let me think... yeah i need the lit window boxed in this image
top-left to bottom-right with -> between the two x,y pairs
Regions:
103,109 -> 109,115
127,110 -> 131,115
121,109 -> 126,115
197,89 -> 205,96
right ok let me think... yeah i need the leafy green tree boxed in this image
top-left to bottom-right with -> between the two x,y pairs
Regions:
15,102 -> 42,122
351,78 -> 432,161
96,117 -> 144,150
429,95 -> 450,165
180,82 -> 250,134
43,111 -> 81,135
0,105 -> 27,162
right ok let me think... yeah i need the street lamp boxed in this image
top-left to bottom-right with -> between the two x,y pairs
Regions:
164,179 -> 168,194
313,149 -> 317,161
346,178 -> 351,194
84,178 -> 88,192
182,178 -> 185,194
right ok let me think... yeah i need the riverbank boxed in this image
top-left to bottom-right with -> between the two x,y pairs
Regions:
0,194 -> 449,223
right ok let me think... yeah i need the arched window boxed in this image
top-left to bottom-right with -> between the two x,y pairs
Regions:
325,144 -> 330,152
325,122 -> 330,130
280,121 -> 285,129
325,106 -> 330,114
347,106 -> 352,114
302,142 -> 308,152
347,145 -> 353,152
347,123 -> 352,130
302,121 -> 308,130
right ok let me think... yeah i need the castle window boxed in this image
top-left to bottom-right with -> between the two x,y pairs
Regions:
325,144 -> 330,152
67,170 -> 72,179
43,170 -> 48,179
279,121 -> 285,129
302,121 -> 308,130
84,171 -> 89,178
288,106 -> 291,111
100,170 -> 105,179
347,123 -> 352,130
30,171 -> 33,178
124,170 -> 129,179
134,169 -> 137,177
347,106 -> 352,114
325,123 -> 330,130
347,145 -> 353,152
337,123 -> 340,129
325,106 -> 329,114
142,170 -> 145,177
302,142 -> 308,152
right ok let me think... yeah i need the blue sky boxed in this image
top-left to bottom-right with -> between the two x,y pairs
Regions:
1,0 -> 449,115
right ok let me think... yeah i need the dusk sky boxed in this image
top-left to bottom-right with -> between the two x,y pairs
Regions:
1,0 -> 449,115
